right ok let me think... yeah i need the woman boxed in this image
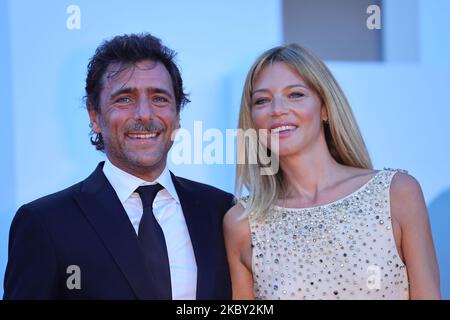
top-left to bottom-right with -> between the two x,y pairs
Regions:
224,44 -> 441,299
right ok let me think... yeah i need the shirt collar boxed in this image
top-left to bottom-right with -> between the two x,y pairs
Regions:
102,159 -> 180,204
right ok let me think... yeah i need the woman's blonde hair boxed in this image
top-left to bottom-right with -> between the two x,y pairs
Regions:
236,44 -> 372,219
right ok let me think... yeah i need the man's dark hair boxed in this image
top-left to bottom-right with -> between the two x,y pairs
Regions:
85,33 -> 190,150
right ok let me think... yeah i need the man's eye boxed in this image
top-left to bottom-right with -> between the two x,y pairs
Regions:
153,96 -> 169,103
289,92 -> 304,98
116,97 -> 132,104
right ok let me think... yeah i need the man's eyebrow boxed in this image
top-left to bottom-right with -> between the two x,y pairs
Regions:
109,87 -> 136,100
148,87 -> 174,99
109,87 -> 175,100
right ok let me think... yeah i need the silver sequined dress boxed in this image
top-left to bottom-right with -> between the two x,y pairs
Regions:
242,170 -> 409,300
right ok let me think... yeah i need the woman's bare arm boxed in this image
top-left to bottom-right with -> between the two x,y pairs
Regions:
223,204 -> 255,300
390,172 -> 441,299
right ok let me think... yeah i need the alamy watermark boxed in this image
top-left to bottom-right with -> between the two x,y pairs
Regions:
367,4 -> 381,30
170,121 -> 279,175
66,5 -> 81,30
366,265 -> 381,290
66,265 -> 81,290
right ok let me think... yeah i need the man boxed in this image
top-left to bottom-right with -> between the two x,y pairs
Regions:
4,33 -> 234,299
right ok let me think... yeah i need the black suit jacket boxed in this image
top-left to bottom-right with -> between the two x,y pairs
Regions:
3,162 -> 234,299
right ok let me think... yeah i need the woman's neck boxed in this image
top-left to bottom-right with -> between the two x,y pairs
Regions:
279,140 -> 345,201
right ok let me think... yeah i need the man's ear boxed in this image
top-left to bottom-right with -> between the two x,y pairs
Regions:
87,101 -> 101,133
177,115 -> 181,129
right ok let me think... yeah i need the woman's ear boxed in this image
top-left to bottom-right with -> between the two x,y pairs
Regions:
321,105 -> 329,122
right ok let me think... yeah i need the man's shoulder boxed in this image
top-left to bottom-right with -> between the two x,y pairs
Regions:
22,163 -> 104,212
22,181 -> 83,213
174,175 -> 234,201
9,180 -> 85,233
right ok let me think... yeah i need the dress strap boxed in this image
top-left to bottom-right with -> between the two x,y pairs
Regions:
239,195 -> 250,208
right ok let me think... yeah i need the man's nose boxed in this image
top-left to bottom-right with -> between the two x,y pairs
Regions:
134,97 -> 154,120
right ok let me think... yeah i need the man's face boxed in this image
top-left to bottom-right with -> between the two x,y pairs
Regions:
88,60 -> 179,178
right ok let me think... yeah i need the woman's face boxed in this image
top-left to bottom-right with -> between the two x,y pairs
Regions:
251,61 -> 326,157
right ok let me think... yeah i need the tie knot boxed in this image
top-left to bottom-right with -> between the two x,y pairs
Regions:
135,184 -> 164,208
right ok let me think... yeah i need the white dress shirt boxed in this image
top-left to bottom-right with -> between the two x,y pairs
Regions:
103,160 -> 197,299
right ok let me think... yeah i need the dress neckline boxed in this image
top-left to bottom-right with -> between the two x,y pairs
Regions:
272,170 -> 382,211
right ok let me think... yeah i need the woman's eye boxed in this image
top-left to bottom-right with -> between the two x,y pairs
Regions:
289,92 -> 304,98
254,98 -> 270,105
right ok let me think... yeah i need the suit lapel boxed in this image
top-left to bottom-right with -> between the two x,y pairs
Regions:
170,172 -> 216,300
73,163 -> 158,299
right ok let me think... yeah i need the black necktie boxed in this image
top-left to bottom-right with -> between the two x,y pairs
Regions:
135,184 -> 172,299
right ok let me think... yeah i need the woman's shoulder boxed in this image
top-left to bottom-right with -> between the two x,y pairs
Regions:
225,201 -> 245,219
378,167 -> 421,197
338,167 -> 417,202
223,199 -> 252,249
346,167 -> 410,185
388,170 -> 427,226
224,199 -> 248,231
389,170 -> 423,200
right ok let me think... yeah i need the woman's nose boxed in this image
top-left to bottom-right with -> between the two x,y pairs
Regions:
270,95 -> 289,115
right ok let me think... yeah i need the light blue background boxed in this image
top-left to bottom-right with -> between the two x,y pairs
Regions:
1,0 -> 449,298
